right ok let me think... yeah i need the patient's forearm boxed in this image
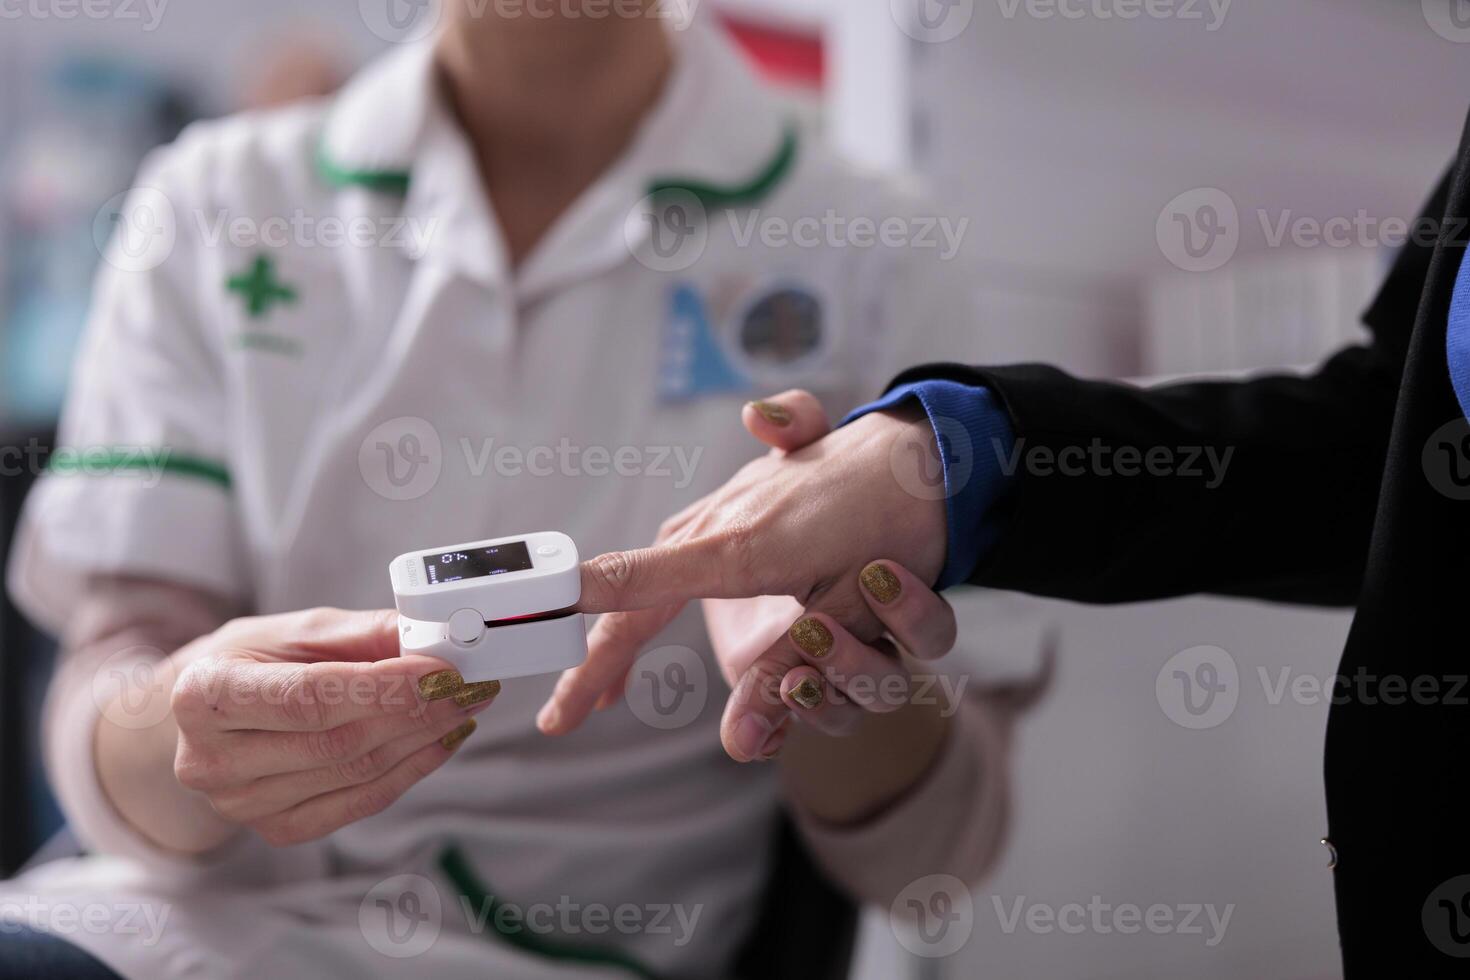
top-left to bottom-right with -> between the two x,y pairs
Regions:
47,578 -> 240,857
778,698 -> 949,825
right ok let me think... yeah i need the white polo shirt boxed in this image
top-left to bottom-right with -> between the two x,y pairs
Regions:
4,21 -> 985,980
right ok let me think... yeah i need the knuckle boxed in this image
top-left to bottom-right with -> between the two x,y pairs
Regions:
585,551 -> 637,598
170,662 -> 220,726
309,720 -> 365,763
655,515 -> 682,542
276,673 -> 326,730
716,518 -> 761,593
174,746 -> 228,791
344,784 -> 396,825
294,606 -> 344,634
333,743 -> 393,786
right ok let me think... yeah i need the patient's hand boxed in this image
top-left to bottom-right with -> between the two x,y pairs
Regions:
702,558 -> 956,760
539,390 -> 953,760
170,609 -> 495,847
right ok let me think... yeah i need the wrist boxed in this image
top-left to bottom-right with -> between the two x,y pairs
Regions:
868,406 -> 950,586
93,648 -> 239,855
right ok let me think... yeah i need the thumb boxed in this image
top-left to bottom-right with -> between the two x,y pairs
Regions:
742,389 -> 831,453
283,608 -> 405,663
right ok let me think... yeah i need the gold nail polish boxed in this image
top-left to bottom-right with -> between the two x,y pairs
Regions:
440,718 -> 477,751
453,680 -> 502,708
790,677 -> 824,710
418,669 -> 464,701
749,400 -> 792,426
789,618 -> 834,659
860,562 -> 902,604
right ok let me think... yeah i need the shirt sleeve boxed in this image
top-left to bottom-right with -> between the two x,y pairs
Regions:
6,140 -> 250,633
842,381 -> 1017,589
783,687 -> 1014,907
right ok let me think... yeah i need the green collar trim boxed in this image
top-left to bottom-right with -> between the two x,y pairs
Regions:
47,448 -> 231,490
316,141 -> 411,195
315,121 -> 798,206
437,845 -> 660,980
647,123 -> 798,211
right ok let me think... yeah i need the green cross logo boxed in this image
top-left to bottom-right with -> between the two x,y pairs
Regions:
227,256 -> 298,319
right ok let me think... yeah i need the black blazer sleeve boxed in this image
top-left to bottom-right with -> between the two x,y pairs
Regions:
890,169 -> 1452,607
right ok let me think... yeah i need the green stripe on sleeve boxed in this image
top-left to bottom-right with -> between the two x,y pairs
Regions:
47,448 -> 231,490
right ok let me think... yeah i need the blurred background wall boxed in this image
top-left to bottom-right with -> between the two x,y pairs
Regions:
3,1 -> 1470,977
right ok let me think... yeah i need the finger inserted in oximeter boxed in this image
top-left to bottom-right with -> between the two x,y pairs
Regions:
389,532 -> 586,682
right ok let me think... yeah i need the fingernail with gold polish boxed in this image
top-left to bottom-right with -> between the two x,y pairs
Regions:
749,400 -> 792,426
454,680 -> 501,708
860,562 -> 902,604
440,718 -> 477,751
790,677 -> 824,711
419,669 -> 464,701
789,618 -> 834,659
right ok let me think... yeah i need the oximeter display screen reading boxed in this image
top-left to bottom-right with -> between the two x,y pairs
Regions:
423,541 -> 533,585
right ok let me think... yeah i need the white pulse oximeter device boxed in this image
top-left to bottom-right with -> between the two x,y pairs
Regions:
389,531 -> 586,682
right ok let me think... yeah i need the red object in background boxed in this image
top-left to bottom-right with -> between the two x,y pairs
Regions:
718,13 -> 824,90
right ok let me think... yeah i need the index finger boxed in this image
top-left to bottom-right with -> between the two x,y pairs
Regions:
576,538 -> 759,614
174,654 -> 449,733
537,604 -> 683,735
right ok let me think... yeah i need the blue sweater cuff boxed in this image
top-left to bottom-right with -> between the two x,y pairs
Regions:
841,381 -> 1017,589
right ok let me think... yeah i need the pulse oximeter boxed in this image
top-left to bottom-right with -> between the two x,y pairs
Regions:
389,531 -> 586,682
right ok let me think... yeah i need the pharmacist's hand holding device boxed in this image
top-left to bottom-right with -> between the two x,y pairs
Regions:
390,532 -> 587,682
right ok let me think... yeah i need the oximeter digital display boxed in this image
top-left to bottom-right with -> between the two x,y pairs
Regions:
389,531 -> 586,683
423,542 -> 534,585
